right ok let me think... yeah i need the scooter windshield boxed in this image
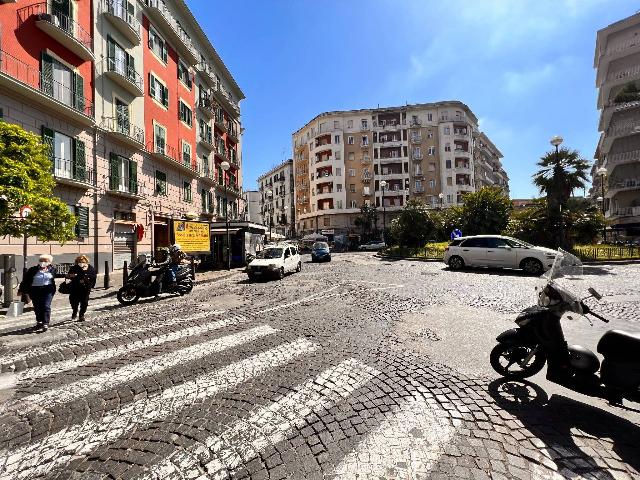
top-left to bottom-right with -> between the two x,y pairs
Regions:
540,248 -> 584,307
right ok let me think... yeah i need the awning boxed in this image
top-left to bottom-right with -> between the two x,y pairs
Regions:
210,228 -> 242,234
302,233 -> 328,242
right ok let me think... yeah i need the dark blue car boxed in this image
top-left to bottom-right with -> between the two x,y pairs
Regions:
311,242 -> 331,262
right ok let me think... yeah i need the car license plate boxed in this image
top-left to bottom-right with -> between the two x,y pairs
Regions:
253,271 -> 262,275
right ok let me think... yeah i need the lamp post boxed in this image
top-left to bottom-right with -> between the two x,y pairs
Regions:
266,189 -> 273,242
596,166 -> 607,243
550,135 -> 564,249
438,192 -> 444,209
283,205 -> 289,238
380,180 -> 387,242
220,160 -> 231,270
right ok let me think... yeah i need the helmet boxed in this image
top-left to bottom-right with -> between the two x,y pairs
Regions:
169,244 -> 181,254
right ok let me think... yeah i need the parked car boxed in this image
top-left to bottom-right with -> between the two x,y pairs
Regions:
311,242 -> 331,262
358,240 -> 386,251
246,244 -> 301,280
443,235 -> 557,275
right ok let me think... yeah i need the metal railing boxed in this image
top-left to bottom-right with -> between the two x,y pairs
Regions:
102,116 -> 144,144
0,48 -> 93,117
609,206 -> 640,217
607,64 -> 640,83
608,178 -> 640,191
144,0 -> 198,60
572,246 -> 640,261
104,0 -> 141,37
607,117 -> 640,137
607,149 -> 640,166
19,3 -> 92,52
108,176 -> 144,195
106,57 -> 144,91
53,157 -> 95,185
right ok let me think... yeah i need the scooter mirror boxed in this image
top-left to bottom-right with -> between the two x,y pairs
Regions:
588,287 -> 603,300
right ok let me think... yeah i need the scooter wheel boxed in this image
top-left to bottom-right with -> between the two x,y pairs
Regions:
117,286 -> 139,306
490,343 -> 546,379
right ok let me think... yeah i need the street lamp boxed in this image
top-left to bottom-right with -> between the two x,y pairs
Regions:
549,135 -> 564,249
438,192 -> 444,209
266,189 -> 273,242
597,166 -> 608,243
283,205 -> 289,238
380,180 -> 387,242
220,160 -> 231,270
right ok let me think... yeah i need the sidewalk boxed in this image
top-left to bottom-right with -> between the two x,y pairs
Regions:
1,267 -> 243,317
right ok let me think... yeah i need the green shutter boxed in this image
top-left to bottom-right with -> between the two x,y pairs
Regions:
127,53 -> 135,82
201,188 -> 206,211
156,170 -> 166,195
162,84 -> 168,107
129,159 -> 137,194
107,36 -> 115,69
208,191 -> 214,213
41,53 -> 54,96
149,72 -> 154,97
41,125 -> 55,171
109,152 -> 119,190
73,138 -> 86,182
73,72 -> 85,112
75,206 -> 89,237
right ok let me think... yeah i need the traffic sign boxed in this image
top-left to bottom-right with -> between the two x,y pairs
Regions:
19,205 -> 32,218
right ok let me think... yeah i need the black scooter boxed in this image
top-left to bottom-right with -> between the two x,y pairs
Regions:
491,250 -> 640,406
116,257 -> 193,305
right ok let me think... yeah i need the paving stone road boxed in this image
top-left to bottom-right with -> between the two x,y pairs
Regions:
0,252 -> 638,479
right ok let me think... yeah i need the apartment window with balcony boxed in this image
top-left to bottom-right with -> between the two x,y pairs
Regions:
336,200 -> 343,209
349,184 -> 356,193
428,146 -> 436,155
414,147 -> 421,156
447,177 -> 453,186
155,170 -> 167,196
148,27 -> 168,63
427,113 -> 433,121
154,123 -> 166,153
348,136 -> 354,145
41,53 -> 85,111
177,61 -> 192,89
42,128 -> 80,181
334,135 -> 340,144
107,36 -> 136,82
415,180 -> 422,190
445,143 -> 451,152
179,101 -> 192,127
108,153 -> 137,193
348,169 -> 355,177
115,98 -> 130,134
336,168 -> 342,177
149,74 -> 169,107
361,119 -> 368,129
348,152 -> 355,161
444,126 -> 450,135
337,184 -> 342,192
446,160 -> 452,169
182,141 -> 192,166
183,181 -> 192,202
361,136 -> 368,146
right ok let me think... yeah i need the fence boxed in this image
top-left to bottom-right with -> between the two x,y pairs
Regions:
572,246 -> 640,261
381,244 -> 447,260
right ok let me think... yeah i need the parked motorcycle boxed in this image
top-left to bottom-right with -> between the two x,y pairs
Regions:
116,255 -> 194,305
490,249 -> 640,406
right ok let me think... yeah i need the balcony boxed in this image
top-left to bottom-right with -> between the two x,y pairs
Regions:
147,141 -> 198,176
215,142 -> 229,162
454,130 -> 468,138
607,117 -> 640,138
227,125 -> 239,144
412,152 -> 423,161
0,49 -> 94,125
454,149 -> 470,157
456,183 -> 474,192
102,0 -> 141,45
455,164 -> 471,173
214,113 -> 227,132
198,97 -> 215,119
106,178 -> 146,200
199,167 -> 216,185
414,187 -> 425,193
360,142 -> 370,149
211,82 -> 240,118
608,178 -> 640,193
105,58 -> 144,96
19,3 -> 94,61
53,159 -> 95,189
608,206 -> 640,218
361,174 -> 372,183
229,150 -> 240,166
196,61 -> 217,88
101,117 -> 144,147
143,0 -> 199,66
198,132 -> 215,151
410,136 -> 422,144
412,171 -> 425,179
607,149 -> 640,167
409,119 -> 422,128
362,189 -> 371,196
452,116 -> 466,124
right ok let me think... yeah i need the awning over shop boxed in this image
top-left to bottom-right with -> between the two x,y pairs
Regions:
302,233 -> 328,242
210,228 -> 242,234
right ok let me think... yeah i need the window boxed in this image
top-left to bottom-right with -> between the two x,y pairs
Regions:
414,147 -> 421,156
53,131 -> 72,178
445,143 -> 451,152
361,136 -> 368,146
351,200 -> 357,208
334,120 -> 339,129
154,123 -> 166,153
148,27 -> 168,63
108,153 -> 137,193
349,184 -> 356,193
335,151 -> 341,160
337,200 -> 343,209
182,141 -> 192,166
447,177 -> 453,186
149,74 -> 168,107
461,237 -> 491,248
155,170 -> 167,196
179,100 -> 192,127
41,53 -> 85,110
324,217 -> 330,226
183,181 -> 192,202
428,162 -> 436,171
444,126 -> 450,135
337,184 -> 342,192
334,135 -> 340,144
428,146 -> 436,155
427,113 -> 433,121
446,160 -> 452,169
361,119 -> 368,129
415,180 -> 422,190
107,36 -> 136,83
336,168 -> 342,177
428,131 -> 433,139
447,194 -> 453,203
429,179 -> 435,188
348,136 -> 354,145
178,61 -> 192,89
347,120 -> 353,128
348,169 -> 355,177
74,205 -> 89,238
348,152 -> 355,161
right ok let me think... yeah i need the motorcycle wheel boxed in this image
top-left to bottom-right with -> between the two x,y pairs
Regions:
178,280 -> 193,296
490,343 -> 546,379
117,286 -> 139,306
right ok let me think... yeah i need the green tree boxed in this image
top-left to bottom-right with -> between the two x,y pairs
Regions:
458,186 -> 512,235
432,205 -> 464,241
0,121 -> 76,241
389,199 -> 435,248
354,204 -> 378,241
613,82 -> 640,104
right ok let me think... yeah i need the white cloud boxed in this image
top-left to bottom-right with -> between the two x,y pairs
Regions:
503,64 -> 556,94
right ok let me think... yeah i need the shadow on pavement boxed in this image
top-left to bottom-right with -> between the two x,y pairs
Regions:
487,378 -> 640,478
582,265 -> 617,276
446,267 -> 540,277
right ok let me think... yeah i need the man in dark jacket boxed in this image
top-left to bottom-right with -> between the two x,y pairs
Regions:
66,255 -> 97,322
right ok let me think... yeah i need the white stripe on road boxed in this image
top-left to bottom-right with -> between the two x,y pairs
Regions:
259,285 -> 340,313
140,358 -> 381,479
331,395 -> 455,479
0,310 -> 225,367
9,315 -> 247,383
1,325 -> 277,416
0,338 -> 318,480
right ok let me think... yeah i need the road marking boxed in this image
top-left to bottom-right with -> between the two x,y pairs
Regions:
0,338 -> 318,479
139,358 -> 381,479
0,310 -> 225,366
1,325 -> 277,416
5,315 -> 247,383
331,394 -> 455,479
259,285 -> 340,312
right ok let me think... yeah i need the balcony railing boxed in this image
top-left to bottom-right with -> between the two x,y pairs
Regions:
610,206 -> 640,217
108,177 -> 145,197
609,178 -> 640,191
19,3 -> 93,60
144,0 -> 199,65
0,48 -> 94,119
410,136 -> 422,144
103,0 -> 141,43
198,97 -> 215,117
603,36 -> 640,58
412,153 -> 423,160
409,119 -> 422,127
607,117 -> 640,137
148,141 -> 197,173
102,116 -> 144,144
53,157 -> 95,187
607,149 -> 640,166
607,64 -> 640,83
106,57 -> 144,94
212,82 -> 239,116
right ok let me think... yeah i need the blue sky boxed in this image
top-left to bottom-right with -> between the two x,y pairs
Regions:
188,0 -> 635,199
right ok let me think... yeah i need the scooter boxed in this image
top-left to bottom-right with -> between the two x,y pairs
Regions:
116,255 -> 194,305
490,249 -> 640,406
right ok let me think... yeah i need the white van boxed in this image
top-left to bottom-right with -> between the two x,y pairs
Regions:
246,244 -> 301,280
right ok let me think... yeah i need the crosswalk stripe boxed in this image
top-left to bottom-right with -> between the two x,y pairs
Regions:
331,394 -> 456,479
9,315 -> 246,383
140,358 -> 381,480
0,338 -> 318,479
0,310 -> 225,368
259,285 -> 340,313
1,325 -> 278,416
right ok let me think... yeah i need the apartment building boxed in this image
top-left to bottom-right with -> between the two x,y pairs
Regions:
257,159 -> 295,238
593,12 -> 640,239
292,102 -> 506,236
473,132 -> 509,194
0,0 -> 244,270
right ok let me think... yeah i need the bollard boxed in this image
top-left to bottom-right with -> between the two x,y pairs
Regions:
190,258 -> 196,281
123,261 -> 128,284
104,260 -> 110,289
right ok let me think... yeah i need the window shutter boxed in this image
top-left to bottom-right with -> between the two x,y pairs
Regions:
162,43 -> 167,63
208,191 -> 214,213
129,159 -> 137,194
41,125 -> 55,171
107,36 -> 115,68
109,152 -> 119,190
201,188 -> 206,211
148,31 -> 154,50
148,73 -> 154,97
73,138 -> 86,182
127,53 -> 135,80
41,52 -> 54,96
75,206 -> 89,237
162,84 -> 168,107
73,72 -> 85,112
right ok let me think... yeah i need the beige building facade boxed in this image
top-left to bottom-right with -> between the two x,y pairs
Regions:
292,102 -> 507,236
257,159 -> 295,238
593,12 -> 640,239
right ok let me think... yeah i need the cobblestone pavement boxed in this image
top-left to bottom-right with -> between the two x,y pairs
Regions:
0,253 -> 638,479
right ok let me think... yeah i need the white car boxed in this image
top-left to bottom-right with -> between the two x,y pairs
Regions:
246,244 -> 301,280
443,235 -> 557,275
358,240 -> 387,251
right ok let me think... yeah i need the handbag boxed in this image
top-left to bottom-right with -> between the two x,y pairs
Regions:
58,280 -> 72,294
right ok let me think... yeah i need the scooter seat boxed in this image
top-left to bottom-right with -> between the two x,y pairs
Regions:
597,329 -> 640,361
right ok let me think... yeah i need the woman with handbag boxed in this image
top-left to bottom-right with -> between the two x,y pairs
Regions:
17,254 -> 57,333
66,255 -> 96,322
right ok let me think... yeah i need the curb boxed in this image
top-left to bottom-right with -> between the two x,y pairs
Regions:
376,254 -> 443,263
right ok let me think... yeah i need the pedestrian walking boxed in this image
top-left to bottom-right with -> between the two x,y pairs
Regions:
17,254 -> 57,333
66,255 -> 96,322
